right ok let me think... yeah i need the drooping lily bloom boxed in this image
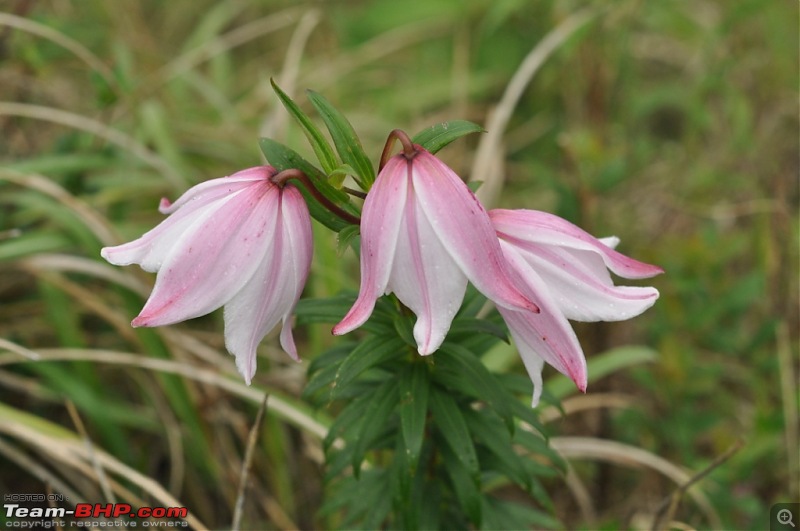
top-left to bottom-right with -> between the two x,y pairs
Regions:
333,145 -> 540,355
489,208 -> 663,405
101,166 -> 313,384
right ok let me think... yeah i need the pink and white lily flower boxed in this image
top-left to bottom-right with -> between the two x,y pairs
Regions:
101,166 -> 313,384
333,145 -> 540,355
490,209 -> 663,405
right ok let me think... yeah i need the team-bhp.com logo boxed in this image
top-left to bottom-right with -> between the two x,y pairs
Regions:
4,503 -> 188,528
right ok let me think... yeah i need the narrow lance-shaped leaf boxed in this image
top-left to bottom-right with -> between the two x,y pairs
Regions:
438,344 -> 516,434
307,90 -> 376,189
350,378 -> 399,477
330,335 -> 406,399
411,120 -> 485,154
429,388 -> 479,477
398,362 -> 430,475
270,79 -> 339,174
439,433 -> 482,526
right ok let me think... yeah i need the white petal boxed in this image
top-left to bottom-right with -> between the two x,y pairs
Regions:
334,155 -> 408,335
223,185 -> 312,383
411,152 -> 539,314
490,209 -> 664,279
133,182 -> 280,327
387,177 -> 467,355
102,191 -> 241,272
514,243 -> 660,322
498,241 -> 588,395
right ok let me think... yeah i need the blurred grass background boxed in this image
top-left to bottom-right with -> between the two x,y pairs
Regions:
0,0 -> 796,529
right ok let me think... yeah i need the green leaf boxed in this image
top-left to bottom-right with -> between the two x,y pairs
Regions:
258,138 -> 356,232
464,408 -> 530,491
328,163 -> 357,189
350,378 -> 399,477
467,180 -> 483,193
306,90 -> 376,188
270,79 -> 339,174
398,362 -> 430,475
295,294 -> 356,324
436,344 -> 515,433
546,345 -> 659,399
447,317 -> 509,343
392,312 -> 417,348
336,224 -> 360,256
411,120 -> 485,154
330,335 -> 407,399
481,497 -> 561,530
439,435 -> 482,526
429,388 -> 479,477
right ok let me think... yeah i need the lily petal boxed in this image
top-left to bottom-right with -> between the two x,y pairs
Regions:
223,185 -> 312,383
510,243 -> 660,322
101,169 -> 273,272
158,167 -> 274,215
387,173 -> 467,355
497,240 -> 588,405
333,155 -> 408,336
412,151 -> 539,314
101,190 -> 242,272
490,209 -> 661,322
132,180 -> 281,327
490,209 -> 664,279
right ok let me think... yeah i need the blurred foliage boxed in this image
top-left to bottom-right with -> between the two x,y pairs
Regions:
0,0 -> 796,529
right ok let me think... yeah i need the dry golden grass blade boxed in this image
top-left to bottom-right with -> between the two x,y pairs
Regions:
129,371 -> 186,496
551,436 -> 721,529
159,328 -> 232,370
21,253 -> 232,371
0,346 -> 329,441
0,436 -> 84,504
152,8 -> 301,89
539,392 -> 638,423
0,169 -> 119,247
651,440 -> 742,531
563,460 -> 597,528
0,12 -> 116,88
0,106 -> 183,189
65,400 -> 115,503
21,268 -> 142,345
470,8 -> 596,207
231,394 -> 268,531
259,8 -> 322,141
0,370 -> 56,401
0,405 -> 208,530
0,337 -> 41,361
22,254 -> 150,296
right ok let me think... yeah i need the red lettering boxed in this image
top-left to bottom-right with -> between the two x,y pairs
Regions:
95,504 -> 114,518
167,507 -> 188,518
114,503 -> 132,518
74,504 -> 92,518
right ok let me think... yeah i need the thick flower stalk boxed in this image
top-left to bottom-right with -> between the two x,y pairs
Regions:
101,166 -> 313,383
490,209 -> 664,405
333,131 -> 540,355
